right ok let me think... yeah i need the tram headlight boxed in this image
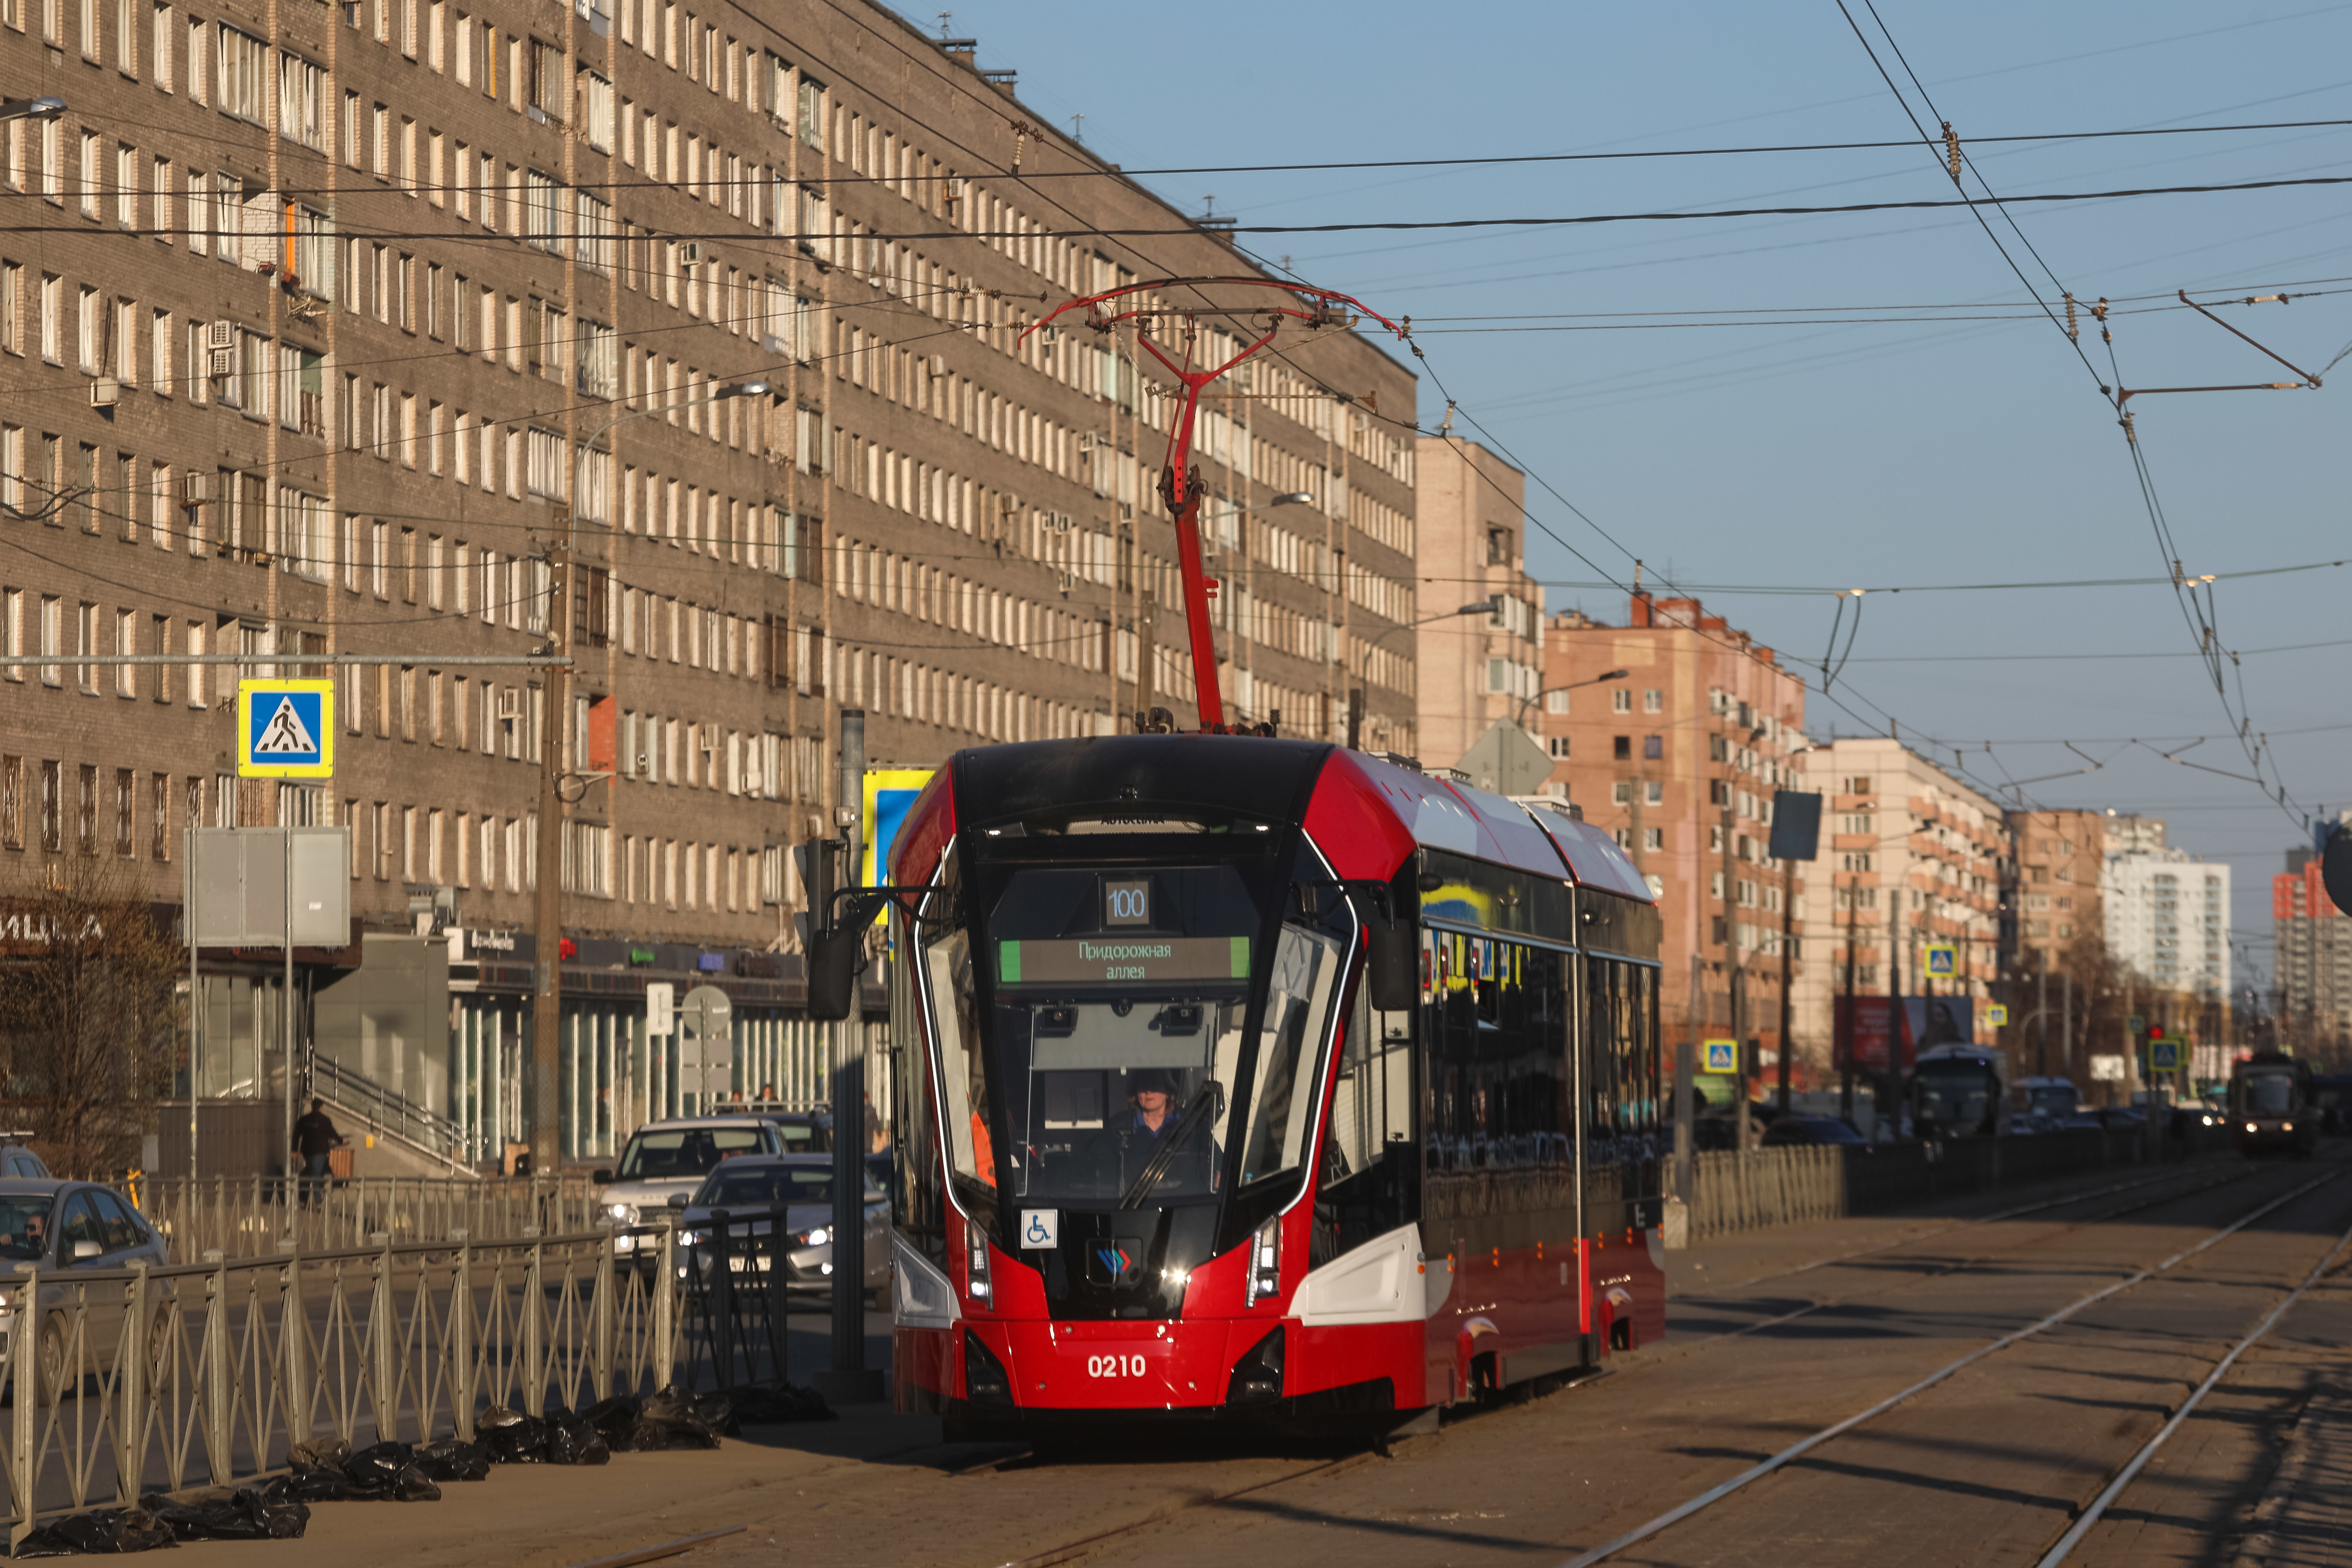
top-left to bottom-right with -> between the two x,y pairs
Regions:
1243,1214 -> 1281,1308
2247,1122 -> 2258,1133
966,1223 -> 993,1307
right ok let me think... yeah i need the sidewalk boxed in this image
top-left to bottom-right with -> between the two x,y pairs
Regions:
2234,1363 -> 2352,1566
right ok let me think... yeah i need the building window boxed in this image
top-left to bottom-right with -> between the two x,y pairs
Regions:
1643,689 -> 1662,714
1611,688 -> 1631,714
1612,735 -> 1630,761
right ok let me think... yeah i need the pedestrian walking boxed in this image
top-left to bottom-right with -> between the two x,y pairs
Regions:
290,1098 -> 345,1204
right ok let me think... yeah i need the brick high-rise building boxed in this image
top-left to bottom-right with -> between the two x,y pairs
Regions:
1410,438 -> 1541,782
2275,841 -> 2350,1058
0,4 -> 1419,1167
1793,738 -> 2006,1078
1536,593 -> 1810,1068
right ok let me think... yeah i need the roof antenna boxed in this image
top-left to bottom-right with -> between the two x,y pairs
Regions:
936,9 -> 951,36
1068,112 -> 1084,144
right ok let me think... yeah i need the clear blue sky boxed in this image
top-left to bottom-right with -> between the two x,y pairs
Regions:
896,0 -> 2352,994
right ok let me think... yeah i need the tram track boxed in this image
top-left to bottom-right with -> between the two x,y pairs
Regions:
952,1160 -> 2345,1568
2031,1215 -> 2352,1567
1555,1163 -> 2351,1567
1669,1158 -> 2264,1355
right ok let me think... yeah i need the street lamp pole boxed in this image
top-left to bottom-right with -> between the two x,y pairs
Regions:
1350,597 -> 1498,752
528,379 -> 766,1175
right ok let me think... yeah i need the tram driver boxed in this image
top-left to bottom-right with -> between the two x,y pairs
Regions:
1078,1068 -> 1221,1198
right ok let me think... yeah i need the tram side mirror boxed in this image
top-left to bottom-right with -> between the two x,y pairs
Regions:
807,927 -> 861,1020
1367,917 -> 1418,1012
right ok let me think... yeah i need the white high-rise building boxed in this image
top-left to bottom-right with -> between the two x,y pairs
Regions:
2104,816 -> 2231,999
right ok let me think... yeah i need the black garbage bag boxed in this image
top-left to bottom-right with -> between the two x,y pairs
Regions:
280,1466 -> 356,1503
629,1384 -> 732,1450
475,1404 -> 550,1464
332,1441 -> 442,1503
727,1383 -> 836,1424
14,1508 -> 177,1556
580,1394 -> 643,1444
284,1438 -> 357,1503
414,1438 -> 492,1482
341,1441 -> 413,1496
286,1436 -> 350,1472
542,1407 -> 611,1466
141,1482 -> 310,1542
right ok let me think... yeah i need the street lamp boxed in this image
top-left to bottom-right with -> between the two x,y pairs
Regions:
530,376 -> 771,1174
0,98 -> 65,121
1514,668 -> 1629,731
574,377 -> 770,507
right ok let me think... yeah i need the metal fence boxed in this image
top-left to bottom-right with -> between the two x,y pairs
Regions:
1666,1125 -> 2220,1244
1673,1147 -> 1848,1243
132,1175 -> 603,1263
0,1215 -> 801,1548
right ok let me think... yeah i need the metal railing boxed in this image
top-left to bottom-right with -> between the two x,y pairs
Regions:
309,1052 -> 472,1170
0,1217 -> 800,1548
134,1175 -> 600,1262
1671,1147 -> 1847,1243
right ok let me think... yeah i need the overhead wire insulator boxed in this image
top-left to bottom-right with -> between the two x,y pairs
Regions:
1941,122 -> 1962,180
2064,292 -> 2078,341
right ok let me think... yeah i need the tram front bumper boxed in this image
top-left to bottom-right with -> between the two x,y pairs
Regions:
981,1319 -> 1270,1410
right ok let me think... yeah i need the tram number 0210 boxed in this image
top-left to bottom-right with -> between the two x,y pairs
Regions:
1087,1353 -> 1148,1378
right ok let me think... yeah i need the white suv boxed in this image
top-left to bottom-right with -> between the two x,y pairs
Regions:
593,1116 -> 785,1250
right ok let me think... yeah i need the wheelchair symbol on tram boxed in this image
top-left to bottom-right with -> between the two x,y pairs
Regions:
1021,1209 -> 1059,1250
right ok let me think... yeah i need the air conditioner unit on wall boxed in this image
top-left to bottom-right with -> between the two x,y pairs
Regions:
209,320 -> 234,350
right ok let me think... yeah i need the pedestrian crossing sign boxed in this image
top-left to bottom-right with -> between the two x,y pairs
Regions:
236,680 -> 335,778
1921,942 -> 1957,979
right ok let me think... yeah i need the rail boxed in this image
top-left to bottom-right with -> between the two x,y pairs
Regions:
0,1215 -> 802,1549
309,1051 -> 472,1170
134,1174 -> 601,1262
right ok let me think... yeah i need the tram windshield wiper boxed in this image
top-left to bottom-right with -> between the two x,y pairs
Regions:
1117,1081 -> 1221,1210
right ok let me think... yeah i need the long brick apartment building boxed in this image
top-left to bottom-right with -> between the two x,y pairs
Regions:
0,1 -> 1420,1167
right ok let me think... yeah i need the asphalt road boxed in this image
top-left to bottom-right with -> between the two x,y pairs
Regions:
160,1149 -> 2352,1568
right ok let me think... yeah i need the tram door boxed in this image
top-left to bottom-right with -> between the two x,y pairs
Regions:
1312,985 -> 1419,1267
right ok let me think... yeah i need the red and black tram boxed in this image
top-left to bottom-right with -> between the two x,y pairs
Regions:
875,734 -> 1664,1437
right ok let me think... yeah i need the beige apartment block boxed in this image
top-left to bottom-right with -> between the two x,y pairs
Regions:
1409,438 -> 1541,776
1538,594 -> 1810,1063
2007,808 -> 2108,972
1794,738 -> 2007,1079
0,2 -> 1418,1164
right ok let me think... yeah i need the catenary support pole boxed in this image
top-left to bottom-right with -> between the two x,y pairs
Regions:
831,711 -> 868,1384
531,542 -> 574,1177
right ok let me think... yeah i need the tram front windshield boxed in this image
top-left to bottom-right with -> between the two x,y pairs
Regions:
1914,1061 -> 1996,1135
2242,1072 -> 2296,1116
922,848 -> 1348,1215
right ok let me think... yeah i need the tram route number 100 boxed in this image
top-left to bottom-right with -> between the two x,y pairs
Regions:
1087,1353 -> 1149,1378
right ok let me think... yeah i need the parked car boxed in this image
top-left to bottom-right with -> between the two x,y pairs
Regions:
593,1117 -> 789,1254
0,1180 -> 174,1403
1760,1115 -> 1869,1148
0,1136 -> 51,1181
674,1154 -> 890,1306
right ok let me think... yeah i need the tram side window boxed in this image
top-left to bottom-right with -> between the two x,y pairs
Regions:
1315,990 -> 1418,1262
1426,932 -> 1566,1182
1584,957 -> 1662,1217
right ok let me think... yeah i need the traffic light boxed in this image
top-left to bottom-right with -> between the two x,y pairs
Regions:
2148,1024 -> 2164,1041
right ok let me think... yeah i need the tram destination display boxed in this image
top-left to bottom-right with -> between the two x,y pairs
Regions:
997,935 -> 1251,986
